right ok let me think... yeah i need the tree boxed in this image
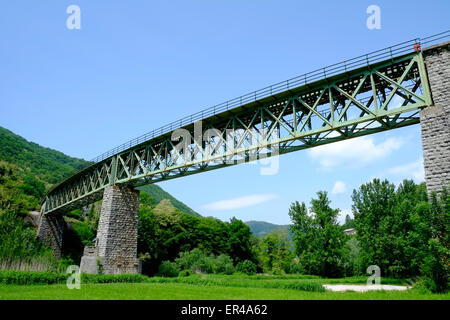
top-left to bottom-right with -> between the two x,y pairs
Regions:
195,216 -> 230,256
137,201 -> 159,274
137,200 -> 254,275
352,178 -> 435,278
421,188 -> 449,292
258,229 -> 292,274
228,217 -> 256,264
153,199 -> 181,227
342,214 -> 355,229
352,179 -> 396,276
289,191 -> 347,277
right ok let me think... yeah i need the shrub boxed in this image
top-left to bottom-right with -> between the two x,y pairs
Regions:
179,269 -> 191,277
147,275 -> 325,292
212,254 -> 234,275
287,261 -> 304,274
175,248 -> 213,274
421,239 -> 449,293
412,278 -> 432,294
156,261 -> 180,277
0,270 -> 66,285
0,270 -> 151,285
81,273 -> 149,283
72,222 -> 95,246
236,260 -> 257,275
66,209 -> 82,219
56,256 -> 75,272
279,280 -> 325,292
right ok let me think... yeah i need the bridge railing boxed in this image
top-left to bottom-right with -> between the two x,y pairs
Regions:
90,30 -> 450,164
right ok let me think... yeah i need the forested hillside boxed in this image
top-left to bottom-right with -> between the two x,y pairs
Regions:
245,221 -> 290,238
0,125 -> 200,216
137,185 -> 201,217
0,125 -> 209,273
0,126 -> 90,186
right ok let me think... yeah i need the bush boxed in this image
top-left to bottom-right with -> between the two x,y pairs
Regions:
66,209 -> 82,219
148,275 -> 325,292
421,239 -> 449,293
175,248 -> 213,274
156,261 -> 180,277
174,249 -> 238,275
0,270 -> 66,285
236,260 -> 257,275
212,254 -> 234,275
72,222 -> 95,246
412,278 -> 432,294
279,280 -> 325,292
179,269 -> 191,277
287,261 -> 304,274
81,273 -> 149,283
0,270 -> 151,285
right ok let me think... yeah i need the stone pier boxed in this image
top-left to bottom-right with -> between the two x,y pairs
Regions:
420,42 -> 450,195
36,208 -> 65,260
80,185 -> 141,274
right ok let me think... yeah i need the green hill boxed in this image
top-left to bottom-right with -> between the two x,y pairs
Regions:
0,126 -> 90,187
137,184 -> 201,217
0,125 -> 200,217
245,220 -> 291,238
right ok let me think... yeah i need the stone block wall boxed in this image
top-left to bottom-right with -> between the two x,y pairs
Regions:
79,246 -> 99,274
36,207 -> 65,260
420,42 -> 450,195
94,185 -> 140,274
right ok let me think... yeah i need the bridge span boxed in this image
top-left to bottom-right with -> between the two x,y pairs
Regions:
37,31 -> 450,274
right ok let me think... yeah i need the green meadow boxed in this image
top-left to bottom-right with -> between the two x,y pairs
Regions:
0,273 -> 448,300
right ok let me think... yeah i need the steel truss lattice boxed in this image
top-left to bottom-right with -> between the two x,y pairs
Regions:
43,51 -> 432,214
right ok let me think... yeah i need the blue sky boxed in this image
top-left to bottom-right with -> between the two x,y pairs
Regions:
1,1 -> 448,224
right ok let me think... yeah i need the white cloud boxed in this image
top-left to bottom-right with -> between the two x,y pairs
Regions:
386,158 -> 425,183
331,181 -> 347,195
307,136 -> 404,170
200,194 -> 279,211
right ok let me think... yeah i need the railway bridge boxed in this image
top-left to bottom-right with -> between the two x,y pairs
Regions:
37,31 -> 450,274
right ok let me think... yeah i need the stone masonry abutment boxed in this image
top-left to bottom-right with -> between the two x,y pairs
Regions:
420,42 -> 450,195
80,185 -> 141,274
36,210 -> 65,260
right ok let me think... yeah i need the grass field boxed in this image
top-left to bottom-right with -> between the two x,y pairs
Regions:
1,283 -> 449,300
0,274 -> 449,300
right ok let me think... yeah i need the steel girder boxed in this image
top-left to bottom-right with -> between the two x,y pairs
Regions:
43,51 -> 432,214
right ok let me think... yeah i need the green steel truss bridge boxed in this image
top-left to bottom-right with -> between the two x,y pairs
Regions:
42,31 -> 449,215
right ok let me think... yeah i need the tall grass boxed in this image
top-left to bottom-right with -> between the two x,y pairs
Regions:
0,257 -> 58,272
0,210 -> 62,272
0,270 -> 150,285
148,275 -> 326,292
